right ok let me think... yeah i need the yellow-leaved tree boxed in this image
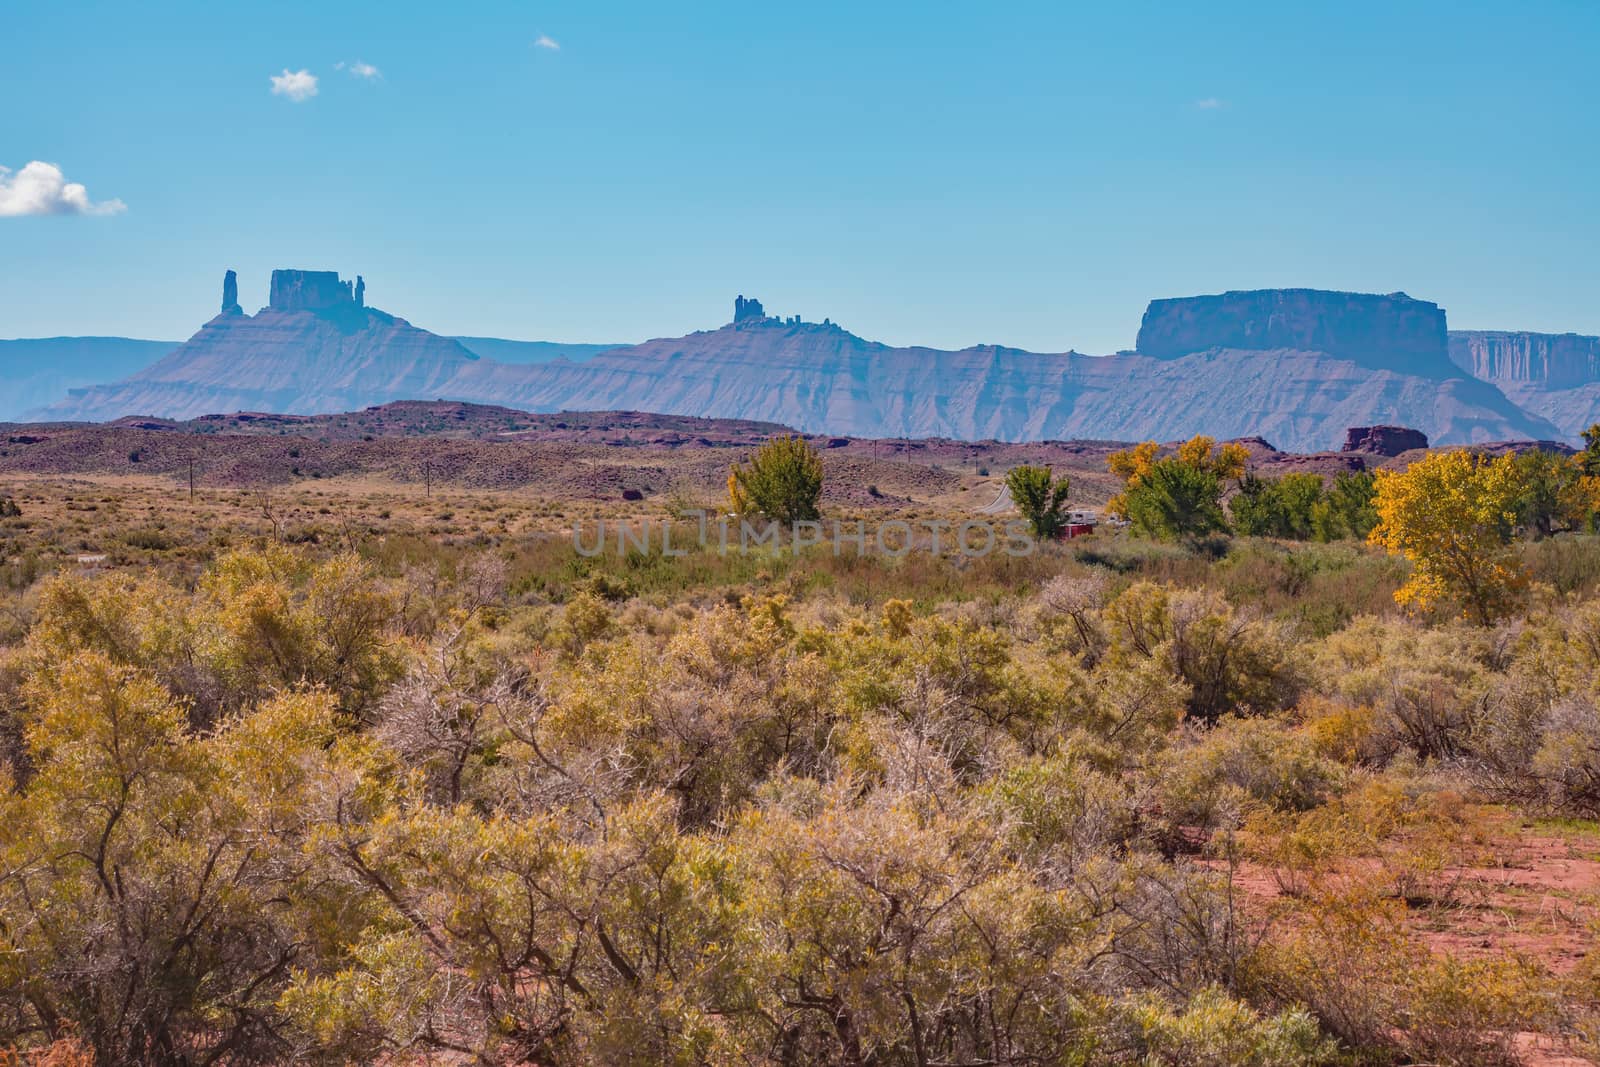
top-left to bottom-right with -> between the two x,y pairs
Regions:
1369,449 -> 1527,625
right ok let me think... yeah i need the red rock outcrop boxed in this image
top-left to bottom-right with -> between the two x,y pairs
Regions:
1342,425 -> 1429,456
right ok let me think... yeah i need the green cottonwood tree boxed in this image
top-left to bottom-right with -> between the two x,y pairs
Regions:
728,435 -> 824,524
1005,465 -> 1072,539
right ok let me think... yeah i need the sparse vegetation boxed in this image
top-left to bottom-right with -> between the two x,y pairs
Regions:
0,429 -> 1598,1064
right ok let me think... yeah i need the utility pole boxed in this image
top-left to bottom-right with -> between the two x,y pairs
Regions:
424,460 -> 432,499
188,459 -> 195,503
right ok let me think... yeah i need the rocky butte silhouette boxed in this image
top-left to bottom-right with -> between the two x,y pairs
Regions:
39,272 -> 1565,451
47,270 -> 483,421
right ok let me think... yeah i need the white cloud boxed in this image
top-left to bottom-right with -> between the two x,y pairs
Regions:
338,60 -> 381,79
1194,97 -> 1225,110
270,68 -> 319,102
534,34 -> 560,50
0,161 -> 126,217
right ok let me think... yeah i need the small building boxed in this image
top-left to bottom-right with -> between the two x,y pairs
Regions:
1055,509 -> 1100,539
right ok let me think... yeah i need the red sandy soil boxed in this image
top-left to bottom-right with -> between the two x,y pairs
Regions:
1422,834 -> 1600,976
1215,827 -> 1600,1065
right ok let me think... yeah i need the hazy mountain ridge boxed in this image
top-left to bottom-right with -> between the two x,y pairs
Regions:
443,318 -> 1558,451
450,337 -> 625,365
3,333 -> 625,421
0,337 -> 178,421
50,305 -> 481,421
23,272 -> 1577,452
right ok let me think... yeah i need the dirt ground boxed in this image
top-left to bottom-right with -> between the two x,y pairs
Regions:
1212,818 -> 1600,1065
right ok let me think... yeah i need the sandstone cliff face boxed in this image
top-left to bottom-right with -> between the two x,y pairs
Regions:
1448,331 -> 1600,439
733,295 -> 765,324
1449,331 -> 1600,389
268,269 -> 360,313
1138,289 -> 1454,377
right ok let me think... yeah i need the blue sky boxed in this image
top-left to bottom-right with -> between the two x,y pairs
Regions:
2,0 -> 1596,352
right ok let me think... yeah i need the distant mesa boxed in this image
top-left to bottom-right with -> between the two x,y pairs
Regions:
1137,288 -> 1455,378
216,266 -> 367,316
1342,425 -> 1429,457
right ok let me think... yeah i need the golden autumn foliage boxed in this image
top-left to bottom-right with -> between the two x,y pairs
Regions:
1368,449 -> 1530,624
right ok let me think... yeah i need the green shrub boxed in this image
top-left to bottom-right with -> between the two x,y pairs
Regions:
1230,473 -> 1324,540
120,527 -> 176,551
1311,470 -> 1378,542
1036,572 -> 1109,663
1313,617 -> 1492,761
1249,890 -> 1560,1062
1158,716 -> 1340,829
1523,533 -> 1600,595
728,435 -> 823,524
1106,582 -> 1304,722
1527,697 -> 1600,816
986,751 -> 1137,867
1511,447 -> 1589,538
1124,986 -> 1338,1067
